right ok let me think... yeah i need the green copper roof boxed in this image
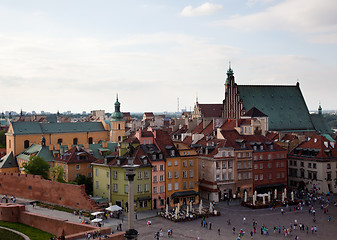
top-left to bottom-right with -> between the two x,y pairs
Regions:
237,84 -> 315,131
17,144 -> 54,162
0,152 -> 18,169
11,122 -> 106,135
111,95 -> 124,121
310,114 -> 333,135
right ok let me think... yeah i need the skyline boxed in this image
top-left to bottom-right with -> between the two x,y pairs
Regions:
1,0 -> 337,113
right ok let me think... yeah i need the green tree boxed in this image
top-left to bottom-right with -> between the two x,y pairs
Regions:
0,130 -> 5,148
75,174 -> 93,195
22,156 -> 50,179
50,165 -> 65,182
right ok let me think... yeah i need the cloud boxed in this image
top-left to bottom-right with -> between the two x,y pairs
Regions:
181,2 -> 223,17
216,0 -> 337,42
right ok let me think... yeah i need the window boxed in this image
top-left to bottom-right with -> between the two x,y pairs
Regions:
160,186 -> 164,193
276,162 -> 279,168
88,172 -> 92,178
254,164 -> 258,169
168,161 -> 172,167
168,183 -> 172,191
144,171 -> 149,179
145,184 -> 149,192
327,172 -> 332,181
24,140 -> 29,149
281,162 -> 284,167
259,155 -> 263,160
57,138 -> 63,144
107,184 -> 110,190
183,171 -> 187,178
171,150 -> 175,156
301,162 -> 304,167
73,138 -> 78,145
160,175 -> 164,182
254,155 -> 258,160
327,163 -> 331,169
138,171 -> 142,179
95,181 -> 99,189
160,165 -> 164,171
113,171 -> 117,179
294,161 -> 297,166
174,182 -> 179,190
183,181 -> 187,189
189,181 -> 194,189
153,186 -> 158,194
268,174 -> 272,180
189,170 -> 193,178
174,160 -> 178,166
153,165 -> 157,171
125,185 -> 128,193
183,161 -> 187,167
118,123 -> 121,130
137,184 -> 142,193
238,173 -> 242,180
268,154 -> 271,160
223,161 -> 227,168
106,171 -> 109,177
248,172 -> 252,179
237,153 -> 241,158
228,172 -> 233,180
254,175 -> 258,181
222,173 -> 227,180
88,137 -> 93,144
308,162 -> 312,168
76,165 -> 80,170
268,163 -> 272,168
313,163 -> 317,169
113,184 -> 117,192
153,176 -> 158,182
259,163 -> 263,169
281,172 -> 285,178
260,174 -> 263,180
174,171 -> 179,178
95,169 -> 99,177
168,171 -> 172,179
248,161 -> 251,168
216,174 -> 220,181
237,162 -> 241,169
189,160 -> 193,166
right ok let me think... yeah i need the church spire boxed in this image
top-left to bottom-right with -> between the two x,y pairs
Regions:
112,94 -> 123,121
318,102 -> 322,115
225,61 -> 234,85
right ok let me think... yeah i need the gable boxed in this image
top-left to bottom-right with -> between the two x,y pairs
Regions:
237,85 -> 315,131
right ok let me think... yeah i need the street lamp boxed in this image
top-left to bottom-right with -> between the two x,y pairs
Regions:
122,164 -> 140,240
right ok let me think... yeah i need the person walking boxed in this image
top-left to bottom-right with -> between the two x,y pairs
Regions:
209,222 -> 212,230
233,227 -> 236,234
218,228 -> 220,235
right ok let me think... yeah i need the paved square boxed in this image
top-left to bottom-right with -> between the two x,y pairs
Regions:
134,197 -> 337,240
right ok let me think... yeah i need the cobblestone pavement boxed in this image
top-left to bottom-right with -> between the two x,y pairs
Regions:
134,196 -> 337,240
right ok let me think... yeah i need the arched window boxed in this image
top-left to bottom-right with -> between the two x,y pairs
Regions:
88,137 -> 93,144
24,140 -> 29,149
57,138 -> 63,144
118,124 -> 121,130
118,136 -> 121,142
73,138 -> 78,145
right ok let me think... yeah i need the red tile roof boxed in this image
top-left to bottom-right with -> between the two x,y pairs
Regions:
55,146 -> 97,164
198,104 -> 223,118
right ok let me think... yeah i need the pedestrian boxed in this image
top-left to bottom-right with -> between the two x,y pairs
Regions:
218,228 -> 220,235
168,229 -> 170,238
119,223 -> 122,231
209,222 -> 212,230
201,220 -> 203,227
243,217 -> 246,224
233,227 -> 236,234
328,216 -> 331,222
250,231 -> 253,238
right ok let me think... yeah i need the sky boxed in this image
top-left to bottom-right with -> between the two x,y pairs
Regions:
1,0 -> 337,114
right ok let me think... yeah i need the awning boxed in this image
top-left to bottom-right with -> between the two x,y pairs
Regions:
137,196 -> 152,201
255,183 -> 285,189
105,205 -> 122,212
171,190 -> 199,198
91,211 -> 104,216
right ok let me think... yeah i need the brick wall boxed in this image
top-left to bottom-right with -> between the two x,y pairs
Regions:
0,173 -> 100,211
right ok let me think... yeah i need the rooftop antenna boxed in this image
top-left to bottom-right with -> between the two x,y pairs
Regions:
196,92 -> 198,103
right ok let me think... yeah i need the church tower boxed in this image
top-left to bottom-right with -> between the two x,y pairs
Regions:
110,94 -> 125,143
223,64 -> 243,120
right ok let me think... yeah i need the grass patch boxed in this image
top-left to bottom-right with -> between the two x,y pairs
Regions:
0,228 -> 25,240
0,221 -> 53,240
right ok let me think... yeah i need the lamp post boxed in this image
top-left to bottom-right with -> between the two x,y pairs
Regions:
122,164 -> 140,240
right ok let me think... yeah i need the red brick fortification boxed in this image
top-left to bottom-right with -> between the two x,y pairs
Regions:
0,173 -> 100,211
0,203 -> 124,239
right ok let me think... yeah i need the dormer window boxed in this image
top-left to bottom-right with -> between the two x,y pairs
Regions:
171,150 -> 175,156
152,155 -> 156,160
117,159 -> 120,165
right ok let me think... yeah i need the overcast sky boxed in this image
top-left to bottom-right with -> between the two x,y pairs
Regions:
1,0 -> 336,114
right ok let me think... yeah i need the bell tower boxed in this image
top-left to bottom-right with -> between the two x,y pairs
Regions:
110,94 -> 126,143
